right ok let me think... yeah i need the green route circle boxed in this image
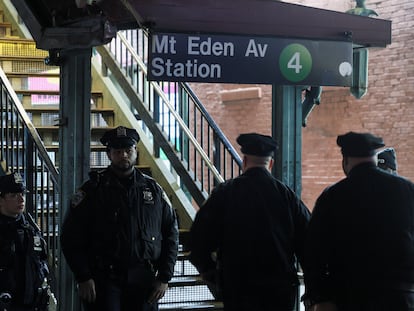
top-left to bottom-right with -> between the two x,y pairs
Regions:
279,44 -> 312,82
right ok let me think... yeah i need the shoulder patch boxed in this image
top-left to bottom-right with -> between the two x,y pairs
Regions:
71,190 -> 86,208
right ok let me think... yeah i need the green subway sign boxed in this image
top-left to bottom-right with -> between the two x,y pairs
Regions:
148,32 -> 353,86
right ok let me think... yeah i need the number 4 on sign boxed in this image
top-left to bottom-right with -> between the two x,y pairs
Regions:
288,52 -> 302,73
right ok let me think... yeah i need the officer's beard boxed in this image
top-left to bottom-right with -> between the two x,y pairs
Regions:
110,161 -> 134,176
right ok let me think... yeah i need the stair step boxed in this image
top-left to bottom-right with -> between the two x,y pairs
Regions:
0,59 -> 58,74
177,251 -> 191,261
25,107 -> 115,114
169,276 -> 205,287
0,37 -> 48,58
4,71 -> 60,78
0,22 -> 12,37
15,90 -> 104,96
159,301 -> 223,310
44,145 -> 107,152
15,90 -> 103,107
34,126 -> 114,132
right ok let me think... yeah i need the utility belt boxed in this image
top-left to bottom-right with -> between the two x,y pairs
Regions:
95,258 -> 156,288
34,282 -> 50,311
386,281 -> 414,293
0,293 -> 11,311
0,287 -> 51,311
342,280 -> 414,294
362,281 -> 414,293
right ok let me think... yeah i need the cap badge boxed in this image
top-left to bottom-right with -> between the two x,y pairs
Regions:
116,126 -> 127,137
13,172 -> 23,184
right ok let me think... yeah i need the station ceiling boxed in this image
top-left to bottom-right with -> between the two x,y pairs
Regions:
11,0 -> 391,51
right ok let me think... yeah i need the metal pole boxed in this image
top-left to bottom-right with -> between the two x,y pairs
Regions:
57,48 -> 92,311
271,85 -> 303,196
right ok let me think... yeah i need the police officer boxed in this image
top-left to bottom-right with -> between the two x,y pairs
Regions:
303,132 -> 414,311
0,172 -> 50,311
60,126 -> 179,311
377,147 -> 398,174
189,133 -> 311,311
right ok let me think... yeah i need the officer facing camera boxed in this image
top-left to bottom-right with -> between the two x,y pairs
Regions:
0,172 -> 51,311
61,126 -> 179,311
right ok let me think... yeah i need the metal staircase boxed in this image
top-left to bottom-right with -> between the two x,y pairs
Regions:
94,29 -> 242,209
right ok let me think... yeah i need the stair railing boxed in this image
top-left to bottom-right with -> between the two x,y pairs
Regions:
0,65 -> 60,283
96,29 -> 242,205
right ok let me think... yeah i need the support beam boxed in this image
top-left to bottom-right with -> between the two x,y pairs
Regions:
271,85 -> 303,195
58,48 -> 92,311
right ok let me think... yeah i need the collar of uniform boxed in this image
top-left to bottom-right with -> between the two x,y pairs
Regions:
243,166 -> 271,176
0,212 -> 23,224
347,161 -> 378,177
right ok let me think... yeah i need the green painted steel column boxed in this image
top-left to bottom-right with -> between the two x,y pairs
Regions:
272,84 -> 303,311
58,48 -> 92,311
271,85 -> 303,196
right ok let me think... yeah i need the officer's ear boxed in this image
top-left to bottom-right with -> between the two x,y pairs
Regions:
342,156 -> 350,176
268,158 -> 274,171
106,147 -> 112,159
242,155 -> 248,171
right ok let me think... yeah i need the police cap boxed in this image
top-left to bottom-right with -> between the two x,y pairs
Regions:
237,133 -> 278,157
337,131 -> 385,157
0,172 -> 26,195
100,126 -> 140,149
377,147 -> 397,171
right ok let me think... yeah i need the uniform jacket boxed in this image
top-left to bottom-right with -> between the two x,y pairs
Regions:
304,162 -> 414,304
189,167 -> 310,292
0,212 -> 49,306
60,167 -> 179,284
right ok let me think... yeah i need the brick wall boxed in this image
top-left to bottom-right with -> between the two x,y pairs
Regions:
302,0 -> 414,208
190,0 -> 414,209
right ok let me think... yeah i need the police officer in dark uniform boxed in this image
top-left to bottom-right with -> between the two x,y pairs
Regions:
303,132 -> 414,311
0,172 -> 50,311
377,147 -> 398,174
189,133 -> 311,311
60,126 -> 179,311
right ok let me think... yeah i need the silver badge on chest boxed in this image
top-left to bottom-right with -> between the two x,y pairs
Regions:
33,236 -> 42,251
143,188 -> 154,204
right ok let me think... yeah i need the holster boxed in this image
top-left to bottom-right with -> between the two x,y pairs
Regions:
34,285 -> 50,311
0,293 -> 11,311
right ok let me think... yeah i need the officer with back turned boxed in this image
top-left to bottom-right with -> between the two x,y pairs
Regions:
377,147 -> 398,174
303,132 -> 414,311
189,133 -> 311,311
61,126 -> 179,311
0,172 -> 51,311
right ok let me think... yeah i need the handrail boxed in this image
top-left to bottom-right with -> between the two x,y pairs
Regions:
101,29 -> 242,198
179,82 -> 241,164
0,67 -> 59,182
0,65 -> 60,288
117,32 -> 225,183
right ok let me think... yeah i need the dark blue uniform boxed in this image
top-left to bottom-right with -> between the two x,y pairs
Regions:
304,162 -> 414,310
189,167 -> 310,311
61,168 -> 178,311
0,213 -> 49,311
